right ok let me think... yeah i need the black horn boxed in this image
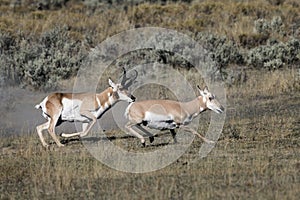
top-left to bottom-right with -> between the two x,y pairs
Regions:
121,67 -> 138,89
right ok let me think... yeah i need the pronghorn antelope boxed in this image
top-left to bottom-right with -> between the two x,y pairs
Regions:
124,86 -> 224,146
35,68 -> 137,148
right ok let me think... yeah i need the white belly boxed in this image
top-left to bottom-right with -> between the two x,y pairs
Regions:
144,111 -> 177,130
61,99 -> 108,122
144,111 -> 173,121
61,99 -> 89,122
146,121 -> 177,130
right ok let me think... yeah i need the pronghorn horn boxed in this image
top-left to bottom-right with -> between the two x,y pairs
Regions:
120,67 -> 129,85
121,67 -> 138,89
124,70 -> 138,89
197,85 -> 209,91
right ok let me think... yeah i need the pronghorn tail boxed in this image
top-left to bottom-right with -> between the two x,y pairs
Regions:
35,104 -> 41,109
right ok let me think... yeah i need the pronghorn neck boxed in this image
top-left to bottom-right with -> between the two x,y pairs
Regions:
96,87 -> 116,109
182,96 -> 207,117
197,96 -> 207,113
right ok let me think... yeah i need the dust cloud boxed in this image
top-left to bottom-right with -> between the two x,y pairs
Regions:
0,87 -> 120,136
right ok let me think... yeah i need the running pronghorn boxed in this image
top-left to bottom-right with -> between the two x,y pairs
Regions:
35,68 -> 137,148
124,86 -> 224,146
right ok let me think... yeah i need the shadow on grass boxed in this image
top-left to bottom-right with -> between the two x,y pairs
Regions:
60,131 -> 173,147
148,142 -> 170,148
60,134 -> 136,145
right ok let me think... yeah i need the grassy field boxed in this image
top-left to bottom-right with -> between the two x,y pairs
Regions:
0,69 -> 299,199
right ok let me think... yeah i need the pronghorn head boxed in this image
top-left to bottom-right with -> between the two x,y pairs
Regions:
197,86 -> 224,114
108,78 -> 136,103
108,68 -> 138,103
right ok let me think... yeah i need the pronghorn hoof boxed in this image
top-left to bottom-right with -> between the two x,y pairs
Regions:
142,142 -> 146,147
149,136 -> 154,143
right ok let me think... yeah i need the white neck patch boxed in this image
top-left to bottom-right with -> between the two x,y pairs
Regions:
199,106 -> 205,112
202,96 -> 207,103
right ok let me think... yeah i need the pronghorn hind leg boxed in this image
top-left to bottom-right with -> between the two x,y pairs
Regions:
135,125 -> 155,143
61,132 -> 81,138
36,121 -> 50,148
44,100 -> 64,147
78,111 -> 96,137
181,126 -> 215,144
125,122 -> 146,147
170,129 -> 177,143
61,122 -> 89,138
48,114 -> 65,147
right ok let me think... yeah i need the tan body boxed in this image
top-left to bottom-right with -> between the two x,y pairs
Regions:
35,76 -> 136,148
125,86 -> 224,146
127,98 -> 204,128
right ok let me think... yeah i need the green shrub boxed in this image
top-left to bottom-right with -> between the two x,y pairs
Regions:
0,26 -> 86,90
1,0 -> 300,90
0,32 -> 19,86
246,38 -> 300,69
195,32 -> 244,68
254,16 -> 286,36
238,33 -> 269,49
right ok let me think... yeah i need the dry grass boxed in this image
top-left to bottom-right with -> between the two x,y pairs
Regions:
1,0 -> 299,45
0,68 -> 299,199
227,68 -> 300,97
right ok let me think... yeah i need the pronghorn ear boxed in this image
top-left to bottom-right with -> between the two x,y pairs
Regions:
108,78 -> 116,88
197,85 -> 205,97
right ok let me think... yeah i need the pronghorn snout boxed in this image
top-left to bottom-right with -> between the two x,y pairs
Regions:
216,105 -> 224,114
208,99 -> 224,114
131,95 -> 136,102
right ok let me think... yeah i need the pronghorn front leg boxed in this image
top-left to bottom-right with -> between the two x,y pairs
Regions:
61,111 -> 96,138
78,111 -> 96,137
181,126 -> 215,144
170,129 -> 177,143
135,125 -> 155,143
125,122 -> 146,147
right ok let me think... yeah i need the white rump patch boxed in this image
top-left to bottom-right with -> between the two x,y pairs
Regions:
37,96 -> 50,120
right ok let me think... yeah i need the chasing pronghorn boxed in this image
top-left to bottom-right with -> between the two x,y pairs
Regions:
124,86 -> 224,146
35,68 -> 137,148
